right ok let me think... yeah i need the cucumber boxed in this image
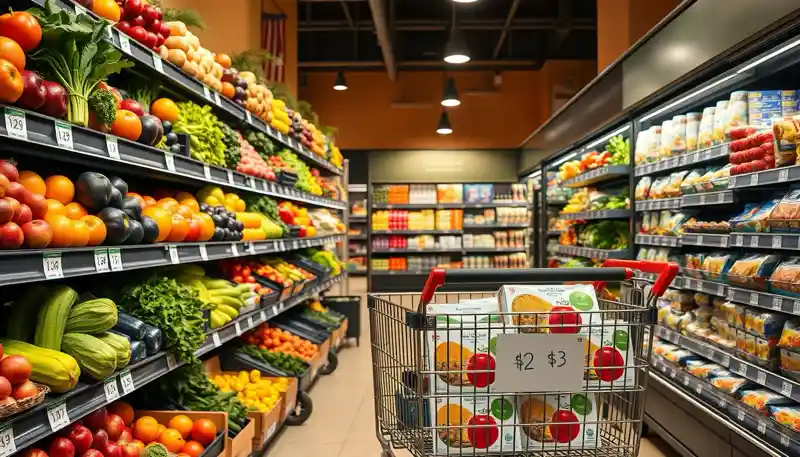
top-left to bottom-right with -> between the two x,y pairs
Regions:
113,312 -> 146,340
141,324 -> 163,355
130,340 -> 147,364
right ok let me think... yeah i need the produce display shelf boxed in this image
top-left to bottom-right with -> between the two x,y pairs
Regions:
1,106 -> 347,210
680,233 -> 731,247
635,234 -> 681,247
724,286 -> 800,317
728,165 -> 800,190
681,190 -> 735,207
371,229 -> 463,235
463,223 -> 529,229
634,143 -> 730,177
635,198 -> 682,211
0,234 -> 342,287
650,357 -> 800,454
371,202 -> 528,209
0,272 -> 345,454
559,209 -> 630,221
729,233 -> 800,250
654,325 -> 800,403
553,245 -> 629,259
372,247 -> 526,254
561,165 -> 630,188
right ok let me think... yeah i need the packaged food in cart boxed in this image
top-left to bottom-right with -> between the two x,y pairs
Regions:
583,320 -> 636,387
497,284 -> 601,333
516,393 -> 599,451
432,394 -> 519,454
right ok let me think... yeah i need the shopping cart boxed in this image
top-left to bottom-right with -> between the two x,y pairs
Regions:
368,260 -> 679,457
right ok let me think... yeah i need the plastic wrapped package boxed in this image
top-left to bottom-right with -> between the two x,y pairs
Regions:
701,252 -> 738,281
769,257 -> 800,296
680,169 -> 705,195
684,321 -> 712,339
664,171 -> 689,197
658,306 -> 672,326
735,328 -> 748,352
647,125 -> 662,162
663,349 -> 699,365
694,293 -> 711,307
767,188 -> 800,233
727,254 -> 782,291
730,199 -> 779,233
649,177 -> 669,200
770,406 -> 800,433
636,248 -> 649,261
634,130 -> 652,165
712,100 -> 730,144
685,253 -> 705,277
710,375 -> 751,396
712,296 -> 727,308
739,389 -> 793,415
708,333 -> 737,350
698,107 -> 716,149
635,177 -> 652,201
779,349 -> 800,380
728,303 -> 748,329
707,164 -> 734,192
742,332 -> 779,362
660,120 -> 673,159
652,340 -> 680,356
642,212 -> 655,234
685,360 -> 730,379
672,114 -> 687,155
653,248 -> 670,262
745,308 -> 788,337
693,306 -> 713,323
772,115 -> 800,166
724,91 -> 749,139
656,211 -> 673,235
676,290 -> 696,308
663,212 -> 692,236
778,319 -> 800,350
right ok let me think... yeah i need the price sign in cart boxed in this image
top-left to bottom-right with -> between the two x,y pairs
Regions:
493,333 -> 584,392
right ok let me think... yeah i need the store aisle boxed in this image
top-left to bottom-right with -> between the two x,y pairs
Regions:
269,278 -> 680,457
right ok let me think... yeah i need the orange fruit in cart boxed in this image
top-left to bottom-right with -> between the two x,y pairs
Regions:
168,415 -> 194,439
44,175 -> 75,204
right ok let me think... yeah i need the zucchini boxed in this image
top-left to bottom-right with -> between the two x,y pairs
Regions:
33,285 -> 78,350
113,312 -> 146,340
5,284 -> 49,342
61,333 -> 118,381
130,340 -> 147,364
97,332 -> 131,368
65,298 -> 118,334
141,324 -> 163,355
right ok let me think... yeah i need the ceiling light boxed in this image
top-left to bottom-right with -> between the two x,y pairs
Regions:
444,29 -> 470,64
452,0 -> 478,3
441,77 -> 460,107
333,71 -> 348,91
436,112 -> 453,135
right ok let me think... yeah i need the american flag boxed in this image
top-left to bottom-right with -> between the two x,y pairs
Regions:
261,14 -> 286,83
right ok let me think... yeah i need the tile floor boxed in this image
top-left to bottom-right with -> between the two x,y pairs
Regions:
268,278 -> 681,457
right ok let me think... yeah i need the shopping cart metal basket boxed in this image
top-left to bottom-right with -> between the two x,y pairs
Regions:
368,260 -> 679,457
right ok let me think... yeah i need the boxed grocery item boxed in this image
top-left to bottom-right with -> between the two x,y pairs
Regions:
516,393 -> 599,450
431,395 -> 519,454
727,254 -> 781,290
767,188 -> 800,232
497,284 -> 601,332
464,184 -> 494,204
583,320 -> 636,388
769,257 -> 800,296
671,114 -> 687,155
437,185 -> 463,204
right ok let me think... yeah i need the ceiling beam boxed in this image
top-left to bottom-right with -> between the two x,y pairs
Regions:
550,0 -> 573,53
492,0 -> 521,59
298,18 -> 596,32
340,0 -> 356,30
367,0 -> 397,80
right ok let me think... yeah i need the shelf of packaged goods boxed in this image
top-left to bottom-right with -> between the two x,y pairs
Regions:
371,202 -> 528,209
561,165 -> 630,188
349,216 -> 367,222
547,231 -> 563,237
0,107 -> 346,210
348,234 -> 367,240
463,224 -> 529,229
728,233 -> 800,251
635,198 -> 682,211
372,247 -> 526,254
649,357 -> 800,454
676,275 -> 728,297
554,245 -> 629,259
681,190 -> 735,207
0,235 -> 342,287
635,143 -> 731,177
728,165 -> 800,190
559,209 -> 631,221
635,234 -> 681,247
654,325 -> 800,404
371,230 -> 463,235
724,286 -> 800,316
0,272 -> 345,454
680,233 -> 731,248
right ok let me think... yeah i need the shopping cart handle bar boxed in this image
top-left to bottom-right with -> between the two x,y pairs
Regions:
599,259 -> 680,298
420,267 -> 633,306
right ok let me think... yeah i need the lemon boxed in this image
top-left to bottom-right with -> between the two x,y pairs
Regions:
249,370 -> 261,382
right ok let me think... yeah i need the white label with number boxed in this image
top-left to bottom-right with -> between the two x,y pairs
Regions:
43,252 -> 63,279
757,370 -> 767,385
231,243 -> 239,256
199,244 -> 208,261
699,194 -> 706,205
106,136 -> 120,160
168,245 -> 179,264
248,177 -> 256,188
264,422 -> 276,442
166,354 -> 177,370
259,310 -> 267,321
164,153 -> 175,172
153,54 -> 164,73
735,235 -> 743,246
119,370 -> 134,395
247,316 -> 254,329
0,426 -> 16,457
795,301 -> 800,315
203,164 -> 211,180
118,34 -> 132,54
108,248 -> 123,271
757,420 -> 767,434
750,293 -> 759,306
235,321 -> 242,336
772,235 -> 782,248
696,235 -> 704,245
213,92 -> 221,106
227,170 -> 234,184
779,168 -> 789,182
47,402 -> 70,432
212,332 -> 221,347
55,120 -> 73,149
773,296 -> 783,311
5,108 -> 26,140
94,248 -> 109,273
695,384 -> 702,395
750,174 -> 759,186
493,334 -> 584,392
729,176 -> 737,188
780,434 -> 791,447
737,410 -> 745,421
104,377 -> 120,402
247,242 -> 256,255
203,86 -> 212,101
749,236 -> 759,248
781,380 -> 792,397
245,111 -> 253,124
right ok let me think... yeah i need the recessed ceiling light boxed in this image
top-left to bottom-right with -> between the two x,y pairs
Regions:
333,71 -> 348,91
436,112 -> 453,135
441,77 -> 461,107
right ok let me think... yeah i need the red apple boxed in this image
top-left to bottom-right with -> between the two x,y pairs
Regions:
13,204 -> 32,225
117,427 -> 133,443
0,173 -> 9,197
91,429 -> 109,451
0,222 -> 23,249
551,410 -> 580,443
85,407 -> 108,430
27,193 -> 48,220
548,305 -> 582,334
119,99 -> 144,117
143,31 -> 157,49
49,437 -> 75,457
68,424 -> 94,455
119,444 -> 138,457
0,376 -> 10,400
142,5 -> 158,23
130,16 -> 145,28
465,353 -> 496,388
81,450 -> 104,457
22,449 -> 48,457
0,199 -> 13,224
466,414 -> 499,449
123,0 -> 143,18
22,220 -> 52,249
105,414 -> 126,441
101,441 -> 122,457
0,160 -> 18,182
6,182 -> 30,205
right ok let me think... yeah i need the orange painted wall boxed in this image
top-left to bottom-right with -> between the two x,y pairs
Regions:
300,61 -> 595,150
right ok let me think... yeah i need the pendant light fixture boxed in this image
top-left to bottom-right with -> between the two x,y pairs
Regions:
444,6 -> 470,64
333,71 -> 348,91
441,77 -> 460,107
436,111 -> 453,135
452,0 -> 478,3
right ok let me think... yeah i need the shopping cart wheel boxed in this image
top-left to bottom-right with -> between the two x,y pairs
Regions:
319,352 -> 338,375
285,391 -> 313,426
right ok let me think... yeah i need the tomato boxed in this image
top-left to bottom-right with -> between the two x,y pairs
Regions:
593,346 -> 625,382
0,37 -> 24,71
44,175 -> 75,204
465,353 -> 496,388
0,12 -> 41,52
180,441 -> 204,457
45,214 -> 73,248
0,58 -> 22,103
550,410 -> 580,443
466,415 -> 498,449
71,219 -> 90,247
18,171 -> 45,196
548,305 -> 582,334
168,415 -> 194,440
81,215 -> 107,246
92,0 -> 121,22
64,202 -> 88,220
111,110 -> 142,141
150,98 -> 180,123
190,419 -> 216,445
142,206 -> 172,242
133,416 -> 159,444
166,214 -> 188,242
195,213 -> 214,241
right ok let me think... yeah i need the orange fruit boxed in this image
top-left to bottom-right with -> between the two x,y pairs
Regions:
81,215 -> 107,246
221,82 -> 234,99
166,214 -> 188,242
0,36 -> 25,71
180,199 -> 199,213
214,53 -> 232,69
18,170 -> 45,195
157,198 -> 179,214
44,175 -> 75,204
46,199 -> 65,216
174,191 -> 194,202
151,98 -> 180,123
45,214 -> 73,248
71,219 -> 90,247
143,195 -> 157,207
181,441 -> 204,457
176,204 -> 194,219
64,202 -> 88,220
108,401 -> 135,426
190,419 -> 216,445
129,440 -> 145,453
142,206 -> 172,242
0,58 -> 22,103
158,428 -> 185,453
111,110 -> 142,141
92,0 -> 121,22
156,424 -> 166,439
168,415 -> 194,439
134,416 -> 160,444
194,213 -> 214,241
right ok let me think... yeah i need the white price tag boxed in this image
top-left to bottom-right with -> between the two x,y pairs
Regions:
55,120 -> 73,149
164,153 -> 175,172
717,285 -> 725,296
736,235 -> 743,246
213,92 -> 221,106
245,111 -> 253,124
750,173 -> 759,186
103,377 -> 120,402
199,244 -> 208,261
231,243 -> 240,256
780,434 -> 791,447
47,402 -> 70,432
795,301 -> 800,315
264,422 -> 276,442
94,248 -> 109,273
108,248 -> 123,271
773,296 -> 783,311
757,370 -> 767,385
737,410 -> 745,421
750,293 -> 759,306
750,236 -> 759,248
682,376 -> 690,386
781,380 -> 793,397
5,108 -> 27,140
166,354 -> 177,370
118,34 -> 132,54
729,176 -> 737,188
152,54 -> 164,73
696,235 -> 704,245
699,194 -> 706,205
734,364 -> 747,376
757,420 -> 767,434
259,310 -> 267,321
695,384 -> 702,395
212,332 -> 221,347
247,242 -> 256,255
43,252 -> 63,279
119,370 -> 134,395
779,168 -> 789,183
203,164 -> 211,180
248,177 -> 256,188
203,86 -> 212,101
235,321 -> 242,336
227,170 -> 234,184
772,235 -> 782,248
247,316 -> 254,329
168,245 -> 179,264
0,426 -> 16,457
720,354 -> 731,366
106,136 -> 120,160
493,334 -> 584,392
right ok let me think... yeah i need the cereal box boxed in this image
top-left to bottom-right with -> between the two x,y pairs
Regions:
497,284 -> 601,333
516,393 -> 599,451
432,395 -> 519,454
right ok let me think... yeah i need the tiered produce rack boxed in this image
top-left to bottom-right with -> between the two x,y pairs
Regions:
538,30 -> 800,457
0,1 -> 354,457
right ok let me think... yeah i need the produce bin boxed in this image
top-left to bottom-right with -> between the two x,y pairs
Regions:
270,317 -> 330,344
135,410 -> 227,457
280,378 -> 299,422
253,274 -> 292,301
322,296 -> 361,346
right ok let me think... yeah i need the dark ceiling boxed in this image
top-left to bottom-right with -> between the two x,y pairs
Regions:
296,0 -> 598,73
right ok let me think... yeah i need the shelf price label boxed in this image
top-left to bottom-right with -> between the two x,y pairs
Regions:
203,164 -> 212,180
227,170 -> 234,185
199,244 -> 209,261
779,168 -> 789,183
245,111 -> 253,124
55,120 -> 73,149
757,420 -> 767,434
166,354 -> 177,370
757,370 -> 767,385
750,293 -> 759,306
772,235 -> 782,249
164,153 -> 176,172
235,321 -> 242,336
0,425 -> 16,457
780,434 -> 791,447
203,86 -> 213,101
750,174 -> 759,186
152,54 -> 164,73
43,252 -> 64,279
108,248 -> 123,271
781,380 -> 793,397
750,236 -> 759,248
211,332 -> 221,347
772,296 -> 783,311
230,243 -> 239,257
106,136 -> 120,160
47,401 -> 70,432
493,334 -> 583,392
168,245 -> 179,264
5,108 -> 27,140
213,92 -> 221,106
94,248 -> 110,273
118,34 -> 132,54
259,310 -> 267,321
247,316 -> 254,329
119,370 -> 135,395
247,242 -> 256,255
103,377 -> 120,402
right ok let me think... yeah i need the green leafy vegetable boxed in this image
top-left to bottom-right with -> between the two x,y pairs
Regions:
243,130 -> 275,160
88,88 -> 117,127
172,102 -> 226,166
220,123 -> 241,169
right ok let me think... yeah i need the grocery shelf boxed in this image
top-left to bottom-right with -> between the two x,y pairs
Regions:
371,229 -> 463,235
634,143 -> 730,177
635,234 -> 681,247
561,165 -> 630,188
547,231 -> 563,237
724,286 -> 800,316
553,245 -> 629,259
348,234 -> 367,240
0,272 -> 345,453
675,275 -> 729,297
680,233 -> 731,248
372,247 -> 526,254
681,191 -> 735,207
349,216 -> 367,222
635,198 -> 681,211
728,165 -> 800,190
560,209 -> 630,220
0,234 -> 342,287
463,223 -> 529,229
729,233 -> 800,250
371,202 -> 527,209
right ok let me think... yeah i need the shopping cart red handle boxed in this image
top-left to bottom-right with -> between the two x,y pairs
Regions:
420,267 -> 635,306
599,259 -> 679,298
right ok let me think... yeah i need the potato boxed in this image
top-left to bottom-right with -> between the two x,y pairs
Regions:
164,36 -> 189,52
166,21 -> 188,37
182,60 -> 198,76
167,48 -> 186,67
159,45 -> 169,60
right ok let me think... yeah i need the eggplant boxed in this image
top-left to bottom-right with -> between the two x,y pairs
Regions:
138,115 -> 164,146
108,187 -> 124,209
122,196 -> 142,221
99,207 -> 130,245
113,311 -> 147,340
130,340 -> 147,364
123,219 -> 144,245
140,216 -> 159,244
110,176 -> 128,195
141,323 -> 163,355
75,172 -> 113,212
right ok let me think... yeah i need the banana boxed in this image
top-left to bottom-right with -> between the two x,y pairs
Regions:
210,295 -> 244,309
202,278 -> 236,290
210,310 -> 231,328
216,304 -> 239,318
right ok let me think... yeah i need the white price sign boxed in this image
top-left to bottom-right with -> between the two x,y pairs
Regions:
247,242 -> 256,255
43,252 -> 63,279
781,380 -> 793,397
757,370 -> 767,385
750,236 -> 759,248
773,296 -> 783,311
199,244 -> 209,261
118,34 -> 132,54
168,245 -> 179,264
259,310 -> 267,321
91,249 -> 109,274
104,377 -> 120,402
203,86 -> 212,101
750,173 -> 759,186
245,111 -> 253,124
493,334 -> 584,392
247,316 -> 254,329
264,422 -> 276,443
119,370 -> 135,395
737,410 -> 745,421
750,293 -> 759,306
152,54 -> 164,73
227,170 -> 234,184
0,426 -> 16,457
47,402 -> 70,432
203,164 -> 211,180
55,120 -> 73,149
772,235 -> 782,248
212,332 -> 221,347
779,168 -> 789,183
166,354 -> 178,370
735,235 -> 744,246
5,108 -> 27,140
108,248 -> 123,271
795,301 -> 800,315
213,92 -> 221,106
235,321 -> 242,336
164,153 -> 175,172
231,243 -> 240,256
106,136 -> 120,160
757,420 -> 767,434
780,434 -> 791,447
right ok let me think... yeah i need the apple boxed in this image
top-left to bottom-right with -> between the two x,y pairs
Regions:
143,31 -> 157,49
159,22 -> 170,39
116,20 -> 132,37
22,220 -> 52,248
22,449 -> 48,457
593,346 -> 625,382
18,70 -> 46,111
101,442 -> 122,457
0,160 -> 18,182
6,181 -> 29,204
85,407 -> 108,431
466,414 -> 498,449
27,193 -> 48,220
119,444 -> 138,457
68,424 -> 94,455
0,376 -> 10,400
550,410 -> 580,443
142,5 -> 158,23
0,222 -> 23,249
150,19 -> 162,34
81,450 -> 103,457
0,199 -> 12,224
49,437 -> 76,457
91,429 -> 108,451
548,305 -> 582,334
42,81 -> 68,119
119,99 -> 144,117
117,427 -> 133,443
465,353 -> 496,388
13,204 -> 31,225
130,16 -> 145,28
123,0 -> 143,18
130,26 -> 147,43
105,414 -> 126,441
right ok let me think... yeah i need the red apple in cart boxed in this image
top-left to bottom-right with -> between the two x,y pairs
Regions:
465,353 -> 496,387
550,410 -> 581,443
548,305 -> 582,334
593,346 -> 625,382
466,414 -> 499,448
